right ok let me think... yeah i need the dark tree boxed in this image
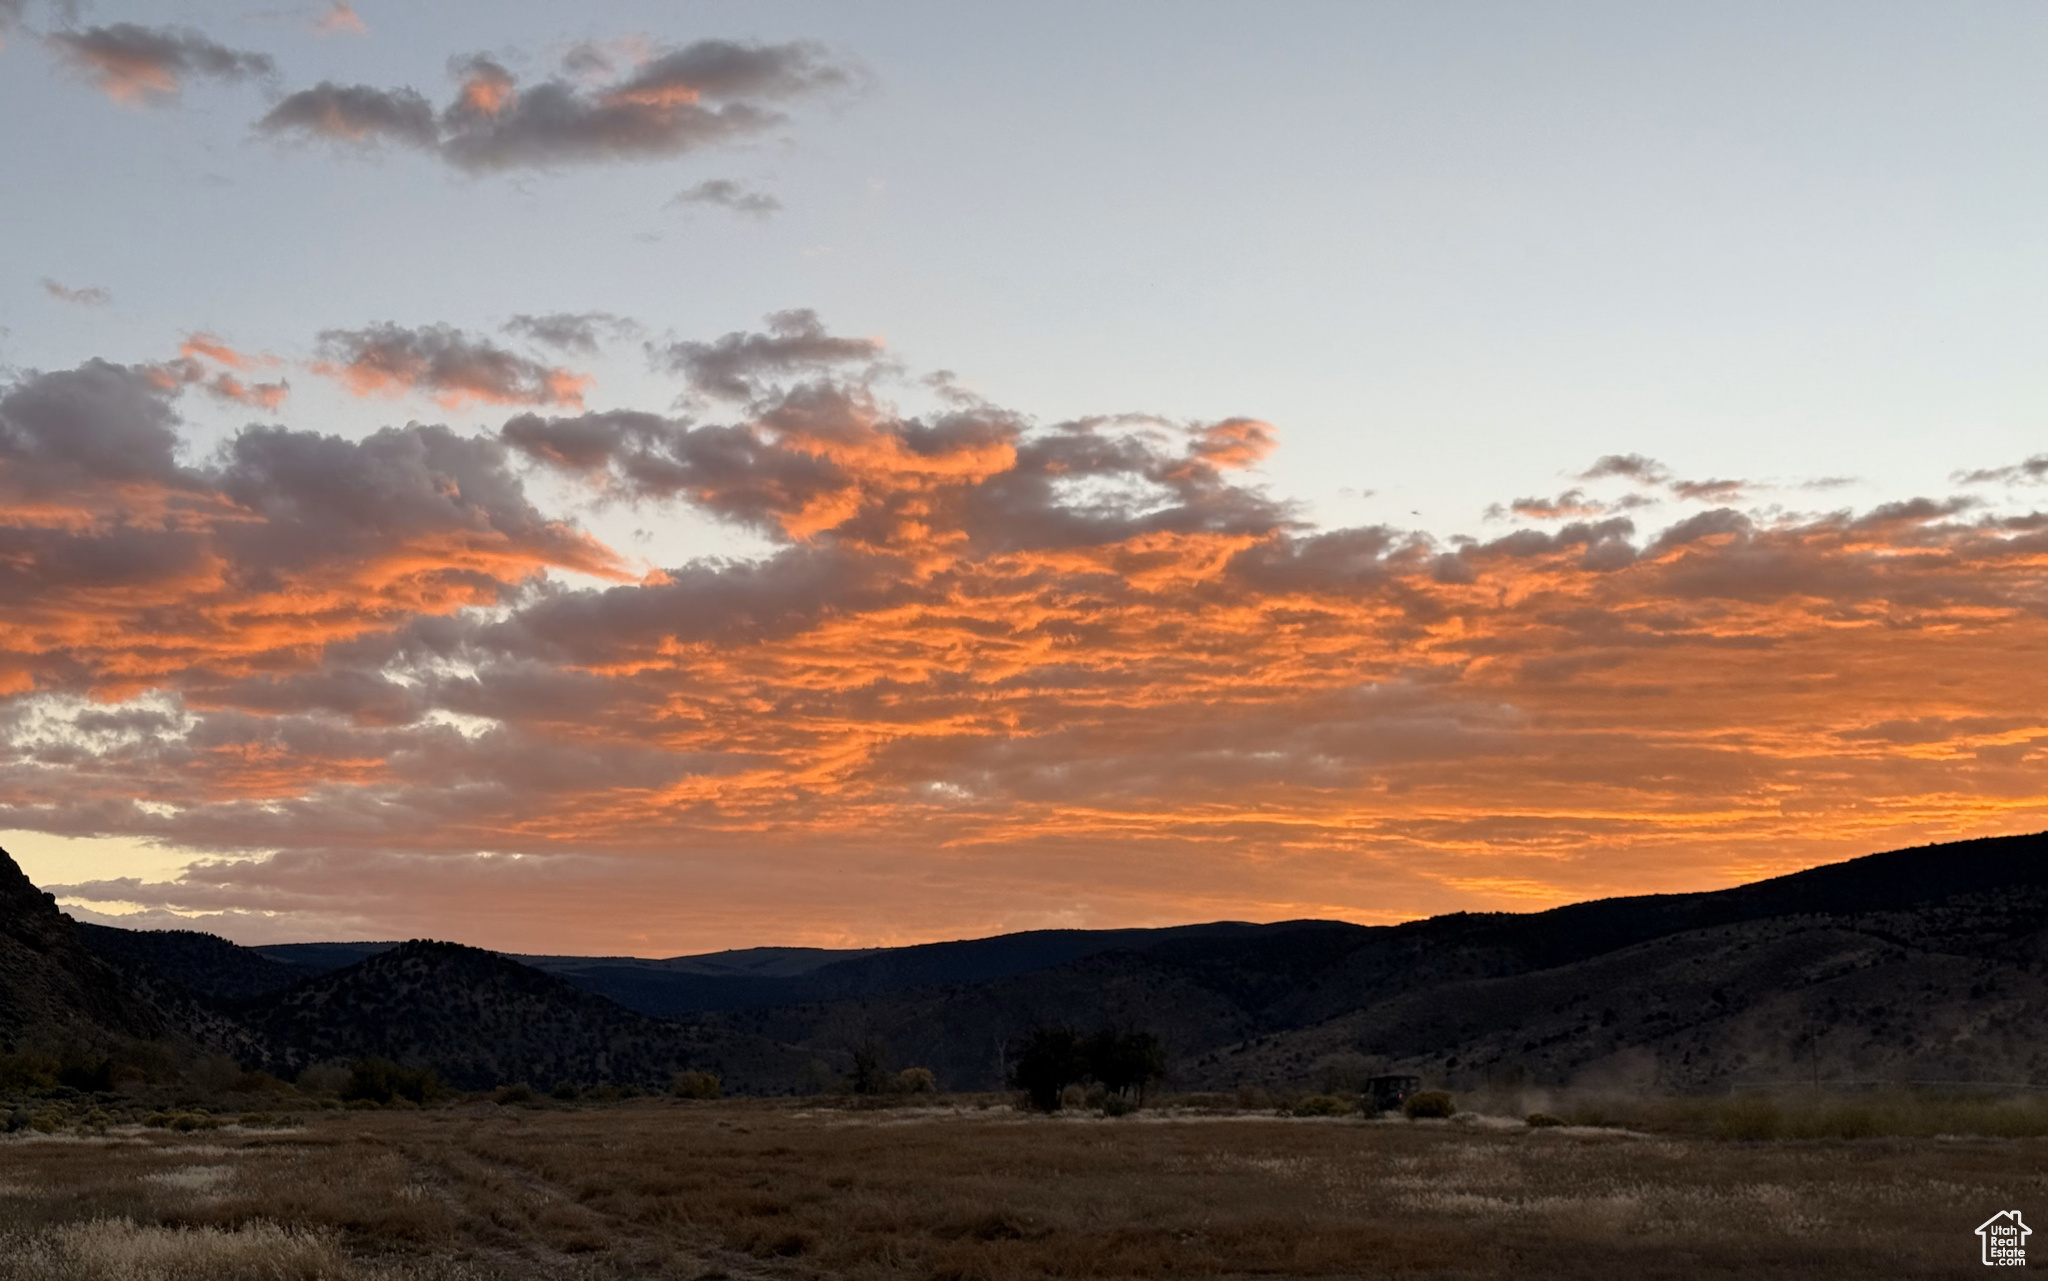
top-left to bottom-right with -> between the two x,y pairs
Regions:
1086,1030 -> 1168,1105
1011,1027 -> 1085,1111
848,1041 -> 894,1095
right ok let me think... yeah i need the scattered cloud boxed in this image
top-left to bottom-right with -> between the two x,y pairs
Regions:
502,312 -> 639,356
41,278 -> 110,306
672,178 -> 781,219
1578,453 -> 1747,506
650,308 -> 884,401
257,81 -> 438,148
312,323 -> 592,409
1956,454 -> 2048,486
313,1 -> 365,36
261,38 -> 855,173
1578,453 -> 1670,485
173,335 -> 289,410
48,23 -> 276,105
1671,477 -> 1745,503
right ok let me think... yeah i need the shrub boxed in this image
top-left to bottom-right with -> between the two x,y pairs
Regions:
1526,1112 -> 1566,1128
229,1070 -> 290,1095
55,1052 -> 115,1094
493,1083 -> 535,1106
1708,1096 -> 1782,1141
340,1058 -> 440,1106
1291,1094 -> 1354,1117
1101,1094 -> 1138,1117
295,1063 -> 349,1096
550,1082 -> 581,1101
0,1054 -> 58,1094
1403,1090 -> 1455,1120
672,1070 -> 721,1100
896,1067 -> 938,1094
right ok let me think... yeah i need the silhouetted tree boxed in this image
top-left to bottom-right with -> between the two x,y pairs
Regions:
1086,1030 -> 1167,1105
1012,1027 -> 1085,1111
848,1041 -> 894,1095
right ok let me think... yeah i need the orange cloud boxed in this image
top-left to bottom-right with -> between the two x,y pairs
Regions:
49,23 -> 274,106
314,2 -> 367,36
311,323 -> 590,409
13,327 -> 2048,953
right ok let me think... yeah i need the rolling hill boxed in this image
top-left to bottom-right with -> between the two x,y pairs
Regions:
17,830 -> 2048,1096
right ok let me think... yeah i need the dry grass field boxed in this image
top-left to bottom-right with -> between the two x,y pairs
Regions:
1,1096 -> 2042,1280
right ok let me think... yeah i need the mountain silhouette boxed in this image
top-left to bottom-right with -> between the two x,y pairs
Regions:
21,829 -> 2048,1095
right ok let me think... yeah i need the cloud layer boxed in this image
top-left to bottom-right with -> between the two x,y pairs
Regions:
10,316 -> 2048,952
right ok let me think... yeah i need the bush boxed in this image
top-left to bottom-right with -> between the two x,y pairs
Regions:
0,1054 -> 58,1094
1403,1090 -> 1455,1120
493,1083 -> 535,1106
672,1070 -> 721,1100
1101,1094 -> 1138,1117
339,1058 -> 440,1106
1291,1094 -> 1354,1117
896,1067 -> 937,1094
1526,1112 -> 1566,1128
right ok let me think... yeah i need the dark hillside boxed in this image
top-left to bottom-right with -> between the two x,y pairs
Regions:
704,833 -> 2048,1091
252,941 -> 398,972
0,846 -> 173,1051
1198,882 -> 2048,1093
541,920 -> 1310,1017
237,940 -> 818,1091
79,923 -> 314,1001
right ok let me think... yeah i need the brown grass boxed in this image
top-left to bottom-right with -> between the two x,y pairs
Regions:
0,1098 -> 2042,1278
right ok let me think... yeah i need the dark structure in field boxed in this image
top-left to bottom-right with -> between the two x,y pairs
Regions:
1365,1074 -> 1422,1112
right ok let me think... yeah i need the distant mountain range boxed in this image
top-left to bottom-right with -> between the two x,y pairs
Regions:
6,831 -> 2047,1095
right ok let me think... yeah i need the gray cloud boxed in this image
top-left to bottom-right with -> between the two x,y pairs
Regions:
1956,454 -> 2048,486
1578,453 -> 1671,485
650,309 -> 883,401
502,312 -> 639,356
42,278 -> 110,306
261,38 -> 853,173
0,358 -> 188,495
313,323 -> 590,408
672,178 -> 781,219
1671,477 -> 1745,502
49,23 -> 276,105
257,82 -> 438,149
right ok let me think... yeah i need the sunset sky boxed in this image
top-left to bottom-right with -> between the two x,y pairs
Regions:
6,1 -> 2048,954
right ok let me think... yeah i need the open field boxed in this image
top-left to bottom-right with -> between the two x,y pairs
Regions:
1,1097 -> 2043,1279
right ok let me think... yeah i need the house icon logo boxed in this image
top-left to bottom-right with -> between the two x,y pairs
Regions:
1977,1210 -> 2030,1266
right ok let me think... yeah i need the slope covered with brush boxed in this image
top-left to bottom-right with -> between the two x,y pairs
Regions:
237,939 -> 816,1091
